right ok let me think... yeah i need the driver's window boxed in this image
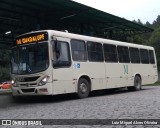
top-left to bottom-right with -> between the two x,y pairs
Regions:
53,41 -> 71,68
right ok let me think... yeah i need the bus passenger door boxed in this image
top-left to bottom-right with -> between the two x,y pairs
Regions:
51,38 -> 73,95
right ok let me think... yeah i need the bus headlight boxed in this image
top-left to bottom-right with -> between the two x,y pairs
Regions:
11,80 -> 18,87
38,76 -> 50,86
11,80 -> 15,84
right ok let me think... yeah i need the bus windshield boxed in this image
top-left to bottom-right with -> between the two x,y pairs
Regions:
11,42 -> 49,74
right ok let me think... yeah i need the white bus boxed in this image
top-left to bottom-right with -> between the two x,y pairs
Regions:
11,30 -> 158,98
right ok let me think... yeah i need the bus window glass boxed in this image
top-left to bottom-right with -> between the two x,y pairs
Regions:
87,41 -> 104,62
117,46 -> 130,63
103,44 -> 118,62
140,49 -> 149,64
129,47 -> 140,63
149,50 -> 155,64
11,42 -> 49,74
12,49 -> 19,73
53,41 -> 71,67
71,39 -> 87,61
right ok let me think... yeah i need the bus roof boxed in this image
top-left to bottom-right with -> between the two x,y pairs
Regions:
21,30 -> 154,50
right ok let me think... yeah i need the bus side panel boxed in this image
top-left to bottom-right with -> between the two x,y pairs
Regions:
72,62 -> 106,91
105,63 -> 121,88
120,63 -> 132,87
153,51 -> 158,83
105,63 -> 132,88
150,51 -> 158,83
148,64 -> 158,84
131,64 -> 157,85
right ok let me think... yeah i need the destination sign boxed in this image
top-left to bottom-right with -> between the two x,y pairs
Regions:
15,32 -> 48,45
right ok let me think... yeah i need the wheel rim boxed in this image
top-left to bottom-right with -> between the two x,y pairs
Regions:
79,82 -> 87,94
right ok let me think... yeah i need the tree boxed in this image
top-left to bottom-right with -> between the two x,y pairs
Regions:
0,49 -> 11,82
132,35 -> 147,44
152,15 -> 160,29
149,26 -> 160,67
145,21 -> 152,28
137,19 -> 143,25
132,19 -> 143,25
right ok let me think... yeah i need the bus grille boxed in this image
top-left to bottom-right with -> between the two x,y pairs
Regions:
21,88 -> 35,93
17,76 -> 40,82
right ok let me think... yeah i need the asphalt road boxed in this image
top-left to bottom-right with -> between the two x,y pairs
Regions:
0,86 -> 160,128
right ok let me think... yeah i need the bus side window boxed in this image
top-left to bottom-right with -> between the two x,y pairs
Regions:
87,41 -> 104,62
129,47 -> 140,63
71,39 -> 87,61
149,50 -> 155,64
117,46 -> 130,63
103,44 -> 118,62
140,49 -> 149,64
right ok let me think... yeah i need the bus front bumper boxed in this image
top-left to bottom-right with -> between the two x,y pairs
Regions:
11,83 -> 53,96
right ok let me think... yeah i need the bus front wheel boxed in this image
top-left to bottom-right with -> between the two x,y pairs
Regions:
77,78 -> 90,98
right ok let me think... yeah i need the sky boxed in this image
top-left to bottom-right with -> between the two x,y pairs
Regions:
73,0 -> 160,24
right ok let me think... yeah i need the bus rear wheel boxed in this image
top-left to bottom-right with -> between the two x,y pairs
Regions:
77,78 -> 90,98
128,75 -> 141,91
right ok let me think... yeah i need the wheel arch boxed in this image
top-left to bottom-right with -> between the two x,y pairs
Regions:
128,73 -> 142,91
78,75 -> 91,91
134,73 -> 142,83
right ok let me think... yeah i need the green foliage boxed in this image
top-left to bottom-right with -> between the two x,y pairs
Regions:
132,35 -> 148,44
0,49 -> 11,82
145,21 -> 152,28
145,81 -> 160,86
148,27 -> 160,67
137,19 -> 143,25
152,15 -> 160,29
0,50 -> 11,63
0,66 -> 10,82
133,15 -> 160,68
149,27 -> 160,45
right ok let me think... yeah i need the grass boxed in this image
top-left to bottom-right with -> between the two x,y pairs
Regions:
145,81 -> 160,86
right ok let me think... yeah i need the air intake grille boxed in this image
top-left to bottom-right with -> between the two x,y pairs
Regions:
21,88 -> 35,93
18,76 -> 40,82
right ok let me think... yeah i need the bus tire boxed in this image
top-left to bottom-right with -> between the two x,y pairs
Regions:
128,75 -> 141,91
77,78 -> 90,98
